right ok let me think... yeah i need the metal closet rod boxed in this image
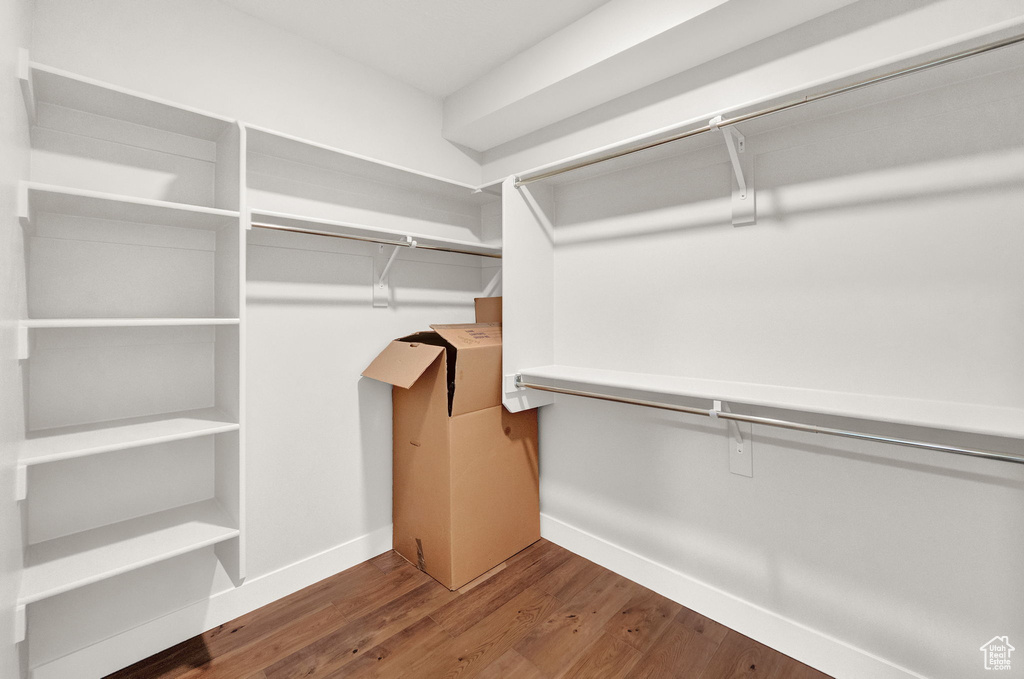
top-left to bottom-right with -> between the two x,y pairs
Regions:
514,31 -> 1024,188
514,376 -> 1024,466
250,222 -> 502,259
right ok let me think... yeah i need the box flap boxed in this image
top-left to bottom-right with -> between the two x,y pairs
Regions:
430,323 -> 502,349
474,297 -> 502,324
362,340 -> 444,388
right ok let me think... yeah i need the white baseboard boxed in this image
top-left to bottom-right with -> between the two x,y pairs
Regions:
29,525 -> 392,679
539,513 -> 926,679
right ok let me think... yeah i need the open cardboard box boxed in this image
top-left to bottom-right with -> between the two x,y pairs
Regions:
362,300 -> 538,590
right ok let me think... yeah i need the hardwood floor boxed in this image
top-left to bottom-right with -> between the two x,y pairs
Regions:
106,540 -> 833,679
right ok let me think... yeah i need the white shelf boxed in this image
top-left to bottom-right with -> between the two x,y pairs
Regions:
511,29 -> 1024,189
20,182 -> 239,231
17,318 -> 241,361
21,55 -> 232,141
518,365 -> 1024,440
249,208 -> 502,257
245,125 -> 497,202
21,318 -> 239,328
19,408 -> 239,467
18,499 -> 238,606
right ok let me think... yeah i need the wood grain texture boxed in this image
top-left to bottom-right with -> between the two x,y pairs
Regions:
179,605 -> 347,679
369,549 -> 412,574
559,633 -> 642,679
263,580 -> 456,679
701,631 -> 790,679
474,649 -> 546,679
534,550 -> 607,603
106,541 -> 833,679
399,586 -> 559,679
514,568 -> 642,677
606,588 -> 682,653
623,621 -> 721,679
428,539 -> 572,637
676,606 -> 730,645
323,616 -> 451,679
329,560 -> 434,620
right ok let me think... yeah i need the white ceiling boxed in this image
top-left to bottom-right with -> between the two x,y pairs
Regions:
218,0 -> 612,98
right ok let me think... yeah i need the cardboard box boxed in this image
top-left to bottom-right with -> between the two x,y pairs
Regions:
474,296 -> 502,324
362,321 -> 539,590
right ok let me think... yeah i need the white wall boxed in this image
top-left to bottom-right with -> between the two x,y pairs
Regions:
1,1 -> 32,677
244,232 -> 489,578
30,0 -> 481,185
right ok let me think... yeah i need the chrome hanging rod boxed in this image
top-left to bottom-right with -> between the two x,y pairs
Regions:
513,376 -> 1024,466
514,31 -> 1024,188
250,222 -> 502,259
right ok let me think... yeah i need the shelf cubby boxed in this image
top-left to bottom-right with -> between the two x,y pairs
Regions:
18,499 -> 239,607
21,182 -> 241,320
249,208 -> 502,258
19,407 -> 239,468
20,52 -> 241,211
13,54 -> 247,659
246,125 -> 500,247
25,324 -> 238,431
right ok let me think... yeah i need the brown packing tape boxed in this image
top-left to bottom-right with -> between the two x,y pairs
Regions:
415,538 -> 426,571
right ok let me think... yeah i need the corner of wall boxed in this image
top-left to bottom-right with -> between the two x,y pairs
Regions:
0,0 -> 33,675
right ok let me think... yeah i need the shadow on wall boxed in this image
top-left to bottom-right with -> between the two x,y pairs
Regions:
245,238 -> 485,310
356,376 -> 395,534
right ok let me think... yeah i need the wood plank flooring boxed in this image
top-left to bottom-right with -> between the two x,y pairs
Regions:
106,540 -> 833,679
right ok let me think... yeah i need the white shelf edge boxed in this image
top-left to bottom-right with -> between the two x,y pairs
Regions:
506,21 -> 1024,187
19,408 -> 240,467
249,208 -> 502,254
17,318 -> 241,360
21,181 -> 241,222
518,365 -> 1024,440
21,318 -> 240,328
18,47 -> 36,126
18,499 -> 239,606
27,58 -> 234,126
244,123 -> 481,192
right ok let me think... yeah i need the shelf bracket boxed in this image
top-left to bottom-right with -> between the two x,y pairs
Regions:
17,181 -> 31,231
16,322 -> 28,360
373,238 -> 413,308
15,604 -> 25,643
18,48 -> 35,126
15,465 -> 26,502
709,116 -> 755,227
712,400 -> 753,477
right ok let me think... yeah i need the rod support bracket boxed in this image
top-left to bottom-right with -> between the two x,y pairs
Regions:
710,115 -> 756,226
15,604 -> 25,644
373,238 -> 410,308
15,465 -> 26,502
17,323 -> 29,361
712,400 -> 753,477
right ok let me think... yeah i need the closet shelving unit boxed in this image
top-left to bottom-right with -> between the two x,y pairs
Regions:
502,34 -> 1024,458
245,125 -> 502,305
15,52 -> 246,648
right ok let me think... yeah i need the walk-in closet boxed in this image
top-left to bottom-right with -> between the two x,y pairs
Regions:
1,1 -> 1021,678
